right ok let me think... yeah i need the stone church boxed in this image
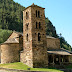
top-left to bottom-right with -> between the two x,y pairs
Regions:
0,3 -> 72,68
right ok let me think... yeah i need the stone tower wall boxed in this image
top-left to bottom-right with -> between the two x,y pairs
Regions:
19,35 -> 23,51
21,5 -> 48,68
20,7 -> 33,67
31,7 -> 48,67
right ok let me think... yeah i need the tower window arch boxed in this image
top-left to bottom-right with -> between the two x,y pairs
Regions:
26,23 -> 29,30
38,33 -> 41,41
39,22 -> 41,29
26,12 -> 29,19
36,22 -> 37,29
38,11 -> 40,18
26,34 -> 28,41
26,24 -> 28,30
36,10 -> 37,17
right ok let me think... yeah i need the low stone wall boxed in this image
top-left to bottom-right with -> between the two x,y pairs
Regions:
1,66 -> 72,72
0,68 -> 46,72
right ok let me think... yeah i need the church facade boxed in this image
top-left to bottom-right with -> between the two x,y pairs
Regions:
0,4 -> 72,68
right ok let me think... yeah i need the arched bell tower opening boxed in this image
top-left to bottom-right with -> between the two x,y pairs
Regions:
39,22 -> 41,29
38,33 -> 41,41
26,12 -> 29,19
36,10 -> 37,17
38,11 -> 40,18
26,34 -> 28,41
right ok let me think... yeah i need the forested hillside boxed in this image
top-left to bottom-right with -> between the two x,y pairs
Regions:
0,0 -> 72,51
0,0 -> 24,32
0,29 -> 12,43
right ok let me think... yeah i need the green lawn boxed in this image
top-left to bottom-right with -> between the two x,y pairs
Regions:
0,62 -> 63,72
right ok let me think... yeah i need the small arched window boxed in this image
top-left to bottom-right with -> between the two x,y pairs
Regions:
26,23 -> 29,30
39,22 -> 41,29
26,12 -> 29,19
26,34 -> 28,41
38,11 -> 40,18
38,33 -> 41,41
26,24 -> 28,30
36,22 -> 37,29
36,10 -> 37,17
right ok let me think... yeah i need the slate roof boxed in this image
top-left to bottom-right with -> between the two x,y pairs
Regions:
13,31 -> 23,36
47,48 -> 72,55
1,31 -> 23,44
4,38 -> 19,44
47,51 -> 71,55
46,36 -> 57,39
24,3 -> 45,11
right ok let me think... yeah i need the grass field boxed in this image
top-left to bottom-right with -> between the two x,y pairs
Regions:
0,62 -> 63,72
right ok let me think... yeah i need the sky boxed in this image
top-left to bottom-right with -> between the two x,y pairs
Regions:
13,0 -> 72,47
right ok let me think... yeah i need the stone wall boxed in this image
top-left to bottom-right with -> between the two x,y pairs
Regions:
19,35 -> 23,51
1,43 -> 20,64
47,38 -> 60,50
0,67 -> 46,72
31,7 -> 48,67
21,5 -> 48,68
21,7 -> 33,68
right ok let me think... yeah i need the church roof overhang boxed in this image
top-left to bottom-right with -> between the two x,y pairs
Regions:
47,51 -> 72,55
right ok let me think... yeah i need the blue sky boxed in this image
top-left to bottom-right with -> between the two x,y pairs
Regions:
14,0 -> 72,47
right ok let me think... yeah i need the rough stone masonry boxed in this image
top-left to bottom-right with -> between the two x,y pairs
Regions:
20,3 -> 48,68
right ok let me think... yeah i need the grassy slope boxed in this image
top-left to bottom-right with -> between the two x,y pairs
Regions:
0,62 -> 63,72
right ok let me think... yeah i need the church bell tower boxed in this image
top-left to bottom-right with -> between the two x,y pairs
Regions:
20,3 -> 48,68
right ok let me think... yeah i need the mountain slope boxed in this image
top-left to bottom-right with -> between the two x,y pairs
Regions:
0,0 -> 72,51
0,0 -> 25,32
